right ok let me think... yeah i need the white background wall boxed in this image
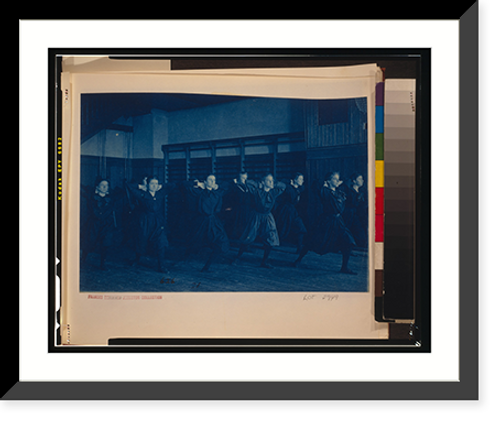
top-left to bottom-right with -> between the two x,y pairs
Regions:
21,20 -> 459,375
82,98 -> 304,160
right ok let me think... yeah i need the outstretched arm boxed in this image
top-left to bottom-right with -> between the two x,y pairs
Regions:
181,180 -> 204,196
245,179 -> 259,194
216,180 -> 229,193
126,182 -> 146,199
274,181 -> 287,195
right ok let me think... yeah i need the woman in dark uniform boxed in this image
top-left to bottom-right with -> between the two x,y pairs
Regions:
222,171 -> 253,242
233,174 -> 286,268
274,172 -> 307,252
126,176 -> 169,273
181,174 -> 230,272
294,172 -> 357,274
342,172 -> 368,248
80,178 -> 122,270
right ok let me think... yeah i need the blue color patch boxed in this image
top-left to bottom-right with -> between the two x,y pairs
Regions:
376,105 -> 384,133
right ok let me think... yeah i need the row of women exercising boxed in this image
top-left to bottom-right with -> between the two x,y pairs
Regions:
80,170 -> 368,274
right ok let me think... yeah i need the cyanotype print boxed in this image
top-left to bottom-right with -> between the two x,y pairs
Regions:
79,93 -> 369,292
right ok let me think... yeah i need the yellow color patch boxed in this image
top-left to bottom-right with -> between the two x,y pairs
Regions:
375,161 -> 384,187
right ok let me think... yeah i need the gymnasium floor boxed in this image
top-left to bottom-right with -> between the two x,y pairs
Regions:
79,244 -> 369,293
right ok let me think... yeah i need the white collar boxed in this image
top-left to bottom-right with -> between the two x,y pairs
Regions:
95,190 -> 109,197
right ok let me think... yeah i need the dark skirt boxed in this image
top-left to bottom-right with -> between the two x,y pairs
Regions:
275,203 -> 307,242
343,208 -> 368,248
240,212 -> 280,247
306,212 -> 355,255
227,206 -> 253,241
136,211 -> 169,255
190,214 -> 230,254
82,217 -> 118,253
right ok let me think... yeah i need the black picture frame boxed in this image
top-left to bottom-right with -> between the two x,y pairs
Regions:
9,7 -> 478,400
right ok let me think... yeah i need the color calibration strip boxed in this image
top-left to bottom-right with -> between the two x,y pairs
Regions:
375,82 -> 385,242
374,80 -> 385,311
381,79 -> 416,321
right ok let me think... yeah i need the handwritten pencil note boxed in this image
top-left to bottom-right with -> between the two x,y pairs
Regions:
302,294 -> 339,302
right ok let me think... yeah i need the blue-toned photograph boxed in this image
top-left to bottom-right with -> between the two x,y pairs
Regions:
79,93 -> 369,292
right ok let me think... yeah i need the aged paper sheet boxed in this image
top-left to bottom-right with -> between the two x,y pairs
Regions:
59,58 -> 387,345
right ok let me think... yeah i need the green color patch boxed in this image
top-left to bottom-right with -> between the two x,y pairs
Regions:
376,133 -> 384,160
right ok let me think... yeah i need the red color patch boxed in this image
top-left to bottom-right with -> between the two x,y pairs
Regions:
375,188 -> 384,215
375,214 -> 384,242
